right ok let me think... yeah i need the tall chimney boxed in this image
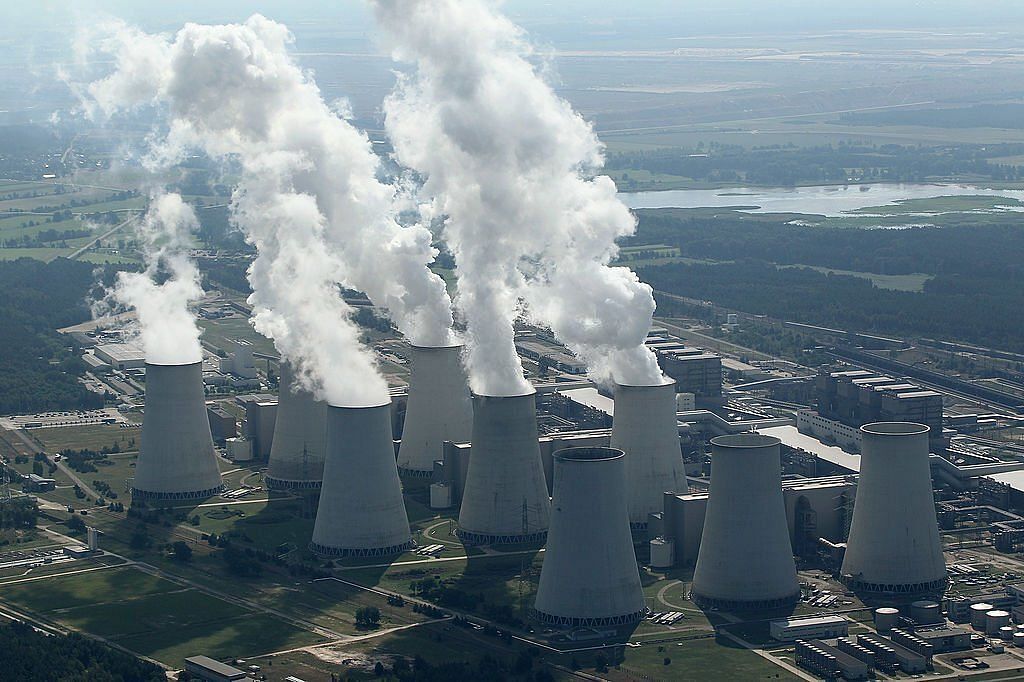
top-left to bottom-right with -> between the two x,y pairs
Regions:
842,422 -> 947,599
310,403 -> 413,557
397,344 -> 472,476
133,361 -> 223,500
534,447 -> 646,626
457,391 -> 550,545
266,362 -> 327,490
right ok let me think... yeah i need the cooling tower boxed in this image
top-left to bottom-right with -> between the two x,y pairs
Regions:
133,362 -> 223,500
610,380 -> 688,528
534,447 -> 646,626
310,403 -> 413,557
841,422 -> 947,599
690,433 -> 799,610
457,392 -> 551,545
397,344 -> 472,476
266,362 -> 327,490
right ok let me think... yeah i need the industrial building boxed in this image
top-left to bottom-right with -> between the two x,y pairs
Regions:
841,422 -> 947,599
93,342 -> 146,370
133,362 -> 224,500
206,405 -> 237,444
183,656 -> 247,682
266,363 -> 326,490
244,400 -> 278,460
795,639 -> 870,680
690,434 -> 800,610
533,447 -> 645,627
311,403 -> 412,557
770,615 -> 848,641
652,345 -> 722,402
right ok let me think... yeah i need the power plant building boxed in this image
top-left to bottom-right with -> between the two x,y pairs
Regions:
206,405 -> 237,444
244,400 -> 278,460
652,346 -> 722,401
533,447 -> 645,626
266,363 -> 327,490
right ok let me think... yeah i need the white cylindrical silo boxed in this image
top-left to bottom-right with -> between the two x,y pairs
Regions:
987,610 -> 1011,635
310,403 -> 413,557
534,447 -> 646,627
133,362 -> 223,500
457,392 -> 550,545
972,603 -> 994,629
610,380 -> 688,528
266,362 -> 327,490
875,607 -> 900,633
397,344 -> 472,476
690,433 -> 799,610
841,422 -> 947,599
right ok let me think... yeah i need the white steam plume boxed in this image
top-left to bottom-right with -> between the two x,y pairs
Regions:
102,192 -> 204,365
374,0 -> 664,391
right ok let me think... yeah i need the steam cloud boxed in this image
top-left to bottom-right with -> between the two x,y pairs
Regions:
102,192 -> 204,365
79,16 -> 458,404
374,0 -> 664,392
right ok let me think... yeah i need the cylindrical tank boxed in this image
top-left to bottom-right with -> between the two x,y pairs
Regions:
875,607 -> 900,633
134,362 -> 223,500
266,362 -> 327,490
690,434 -> 800,610
457,392 -> 550,545
841,423 -> 947,599
911,600 -> 942,625
533,447 -> 646,627
987,610 -> 1011,635
310,403 -> 413,557
610,381 -> 688,528
1000,626 -> 1015,640
397,344 -> 472,476
972,603 -> 995,629
1013,632 -> 1024,646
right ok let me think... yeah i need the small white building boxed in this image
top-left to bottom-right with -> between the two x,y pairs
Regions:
770,614 -> 848,642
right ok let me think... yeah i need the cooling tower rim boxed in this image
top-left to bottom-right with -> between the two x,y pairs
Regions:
861,421 -> 929,437
470,388 -> 537,399
325,401 -> 391,410
613,377 -> 675,390
552,446 -> 624,463
144,360 -> 202,368
710,432 -> 780,449
410,341 -> 464,350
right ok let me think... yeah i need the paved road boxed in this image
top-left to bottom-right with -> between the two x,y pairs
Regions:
6,428 -> 103,500
65,212 -> 140,262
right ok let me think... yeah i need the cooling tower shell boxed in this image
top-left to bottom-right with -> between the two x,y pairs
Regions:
610,381 -> 688,528
133,362 -> 223,500
310,403 -> 413,557
841,422 -> 947,599
266,362 -> 327,490
534,447 -> 646,626
690,433 -> 799,610
457,392 -> 551,545
397,344 -> 472,476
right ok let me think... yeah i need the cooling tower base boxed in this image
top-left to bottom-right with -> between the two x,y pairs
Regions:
690,591 -> 800,612
842,576 -> 948,600
265,476 -> 323,492
397,466 -> 434,479
534,608 -> 647,628
456,528 -> 547,546
131,484 -> 224,501
309,539 -> 415,558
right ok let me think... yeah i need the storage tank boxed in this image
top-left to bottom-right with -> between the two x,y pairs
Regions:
457,392 -> 550,545
1000,626 -> 1015,641
972,603 -> 994,629
310,403 -> 413,557
133,362 -> 223,500
841,423 -> 947,599
911,600 -> 942,625
987,610 -> 1011,635
397,344 -> 472,476
533,447 -> 645,626
1013,631 -> 1024,647
266,362 -> 327,490
649,537 -> 675,570
690,434 -> 800,610
609,380 -> 688,528
874,607 -> 900,633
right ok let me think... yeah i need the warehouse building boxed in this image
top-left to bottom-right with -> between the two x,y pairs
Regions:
94,343 -> 146,370
770,615 -> 848,642
183,655 -> 247,681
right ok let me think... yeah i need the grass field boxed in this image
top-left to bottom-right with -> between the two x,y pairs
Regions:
31,423 -> 139,453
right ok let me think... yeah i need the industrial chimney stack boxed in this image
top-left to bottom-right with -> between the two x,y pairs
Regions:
133,361 -> 223,500
266,362 -> 327,490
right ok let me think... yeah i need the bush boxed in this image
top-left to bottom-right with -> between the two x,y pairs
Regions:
355,606 -> 381,629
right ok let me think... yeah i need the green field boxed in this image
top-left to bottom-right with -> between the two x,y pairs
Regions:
32,423 -> 139,453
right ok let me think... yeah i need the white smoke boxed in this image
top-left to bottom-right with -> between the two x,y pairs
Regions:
374,0 -> 664,392
76,15 -> 458,403
103,192 -> 204,365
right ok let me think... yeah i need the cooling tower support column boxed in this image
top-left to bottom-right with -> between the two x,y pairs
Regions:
310,403 -> 414,557
691,433 -> 799,610
266,362 -> 327,490
534,447 -> 646,627
398,344 -> 472,476
457,392 -> 551,545
841,422 -> 947,599
610,381 -> 688,528
133,362 -> 223,501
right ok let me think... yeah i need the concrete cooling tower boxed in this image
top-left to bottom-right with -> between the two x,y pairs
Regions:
841,422 -> 947,599
610,380 -> 688,528
133,362 -> 223,500
457,392 -> 551,545
534,447 -> 646,626
397,344 -> 472,476
690,433 -> 799,610
310,403 -> 413,557
266,362 -> 327,490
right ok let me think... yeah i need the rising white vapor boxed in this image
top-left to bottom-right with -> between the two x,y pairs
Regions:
374,0 -> 664,392
77,15 -> 457,403
103,192 -> 204,365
